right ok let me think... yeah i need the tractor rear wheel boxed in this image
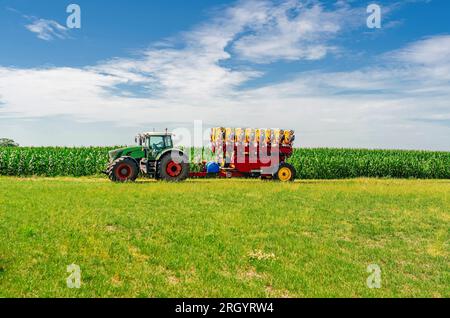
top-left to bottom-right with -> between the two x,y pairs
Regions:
274,163 -> 296,182
158,153 -> 189,182
108,157 -> 139,182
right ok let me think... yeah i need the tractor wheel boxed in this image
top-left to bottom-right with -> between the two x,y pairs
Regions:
158,153 -> 190,182
107,157 -> 139,182
274,163 -> 296,182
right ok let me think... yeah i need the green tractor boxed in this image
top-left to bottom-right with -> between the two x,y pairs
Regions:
106,132 -> 190,182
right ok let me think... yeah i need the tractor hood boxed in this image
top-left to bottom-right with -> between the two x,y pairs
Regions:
108,146 -> 143,161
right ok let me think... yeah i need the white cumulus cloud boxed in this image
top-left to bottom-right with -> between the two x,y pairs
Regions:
231,0 -> 360,62
0,0 -> 449,149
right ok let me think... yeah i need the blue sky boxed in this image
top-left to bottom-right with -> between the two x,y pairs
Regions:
0,0 -> 449,149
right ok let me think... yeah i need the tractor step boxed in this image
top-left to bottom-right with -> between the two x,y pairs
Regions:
141,160 -> 157,176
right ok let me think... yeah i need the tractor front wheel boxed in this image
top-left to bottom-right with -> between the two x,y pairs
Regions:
107,157 -> 139,182
158,153 -> 189,182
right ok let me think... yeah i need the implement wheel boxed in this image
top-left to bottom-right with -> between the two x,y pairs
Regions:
274,163 -> 296,182
158,152 -> 190,182
107,157 -> 139,182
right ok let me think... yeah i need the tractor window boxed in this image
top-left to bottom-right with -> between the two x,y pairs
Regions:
149,136 -> 165,151
164,136 -> 173,148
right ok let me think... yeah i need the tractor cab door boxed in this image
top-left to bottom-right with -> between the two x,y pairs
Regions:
147,136 -> 165,160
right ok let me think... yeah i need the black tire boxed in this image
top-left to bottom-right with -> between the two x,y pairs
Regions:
273,163 -> 296,182
107,157 -> 139,182
158,152 -> 189,182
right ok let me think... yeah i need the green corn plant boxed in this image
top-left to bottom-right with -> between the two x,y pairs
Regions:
0,146 -> 449,179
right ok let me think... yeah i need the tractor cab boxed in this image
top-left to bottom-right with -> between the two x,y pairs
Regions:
135,132 -> 174,159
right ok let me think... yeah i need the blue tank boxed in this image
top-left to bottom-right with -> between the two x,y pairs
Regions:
206,161 -> 220,174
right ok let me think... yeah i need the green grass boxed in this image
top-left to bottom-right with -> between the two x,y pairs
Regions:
0,177 -> 448,297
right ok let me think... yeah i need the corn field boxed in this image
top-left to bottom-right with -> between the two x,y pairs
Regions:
0,147 -> 115,177
288,148 -> 450,179
0,146 -> 449,179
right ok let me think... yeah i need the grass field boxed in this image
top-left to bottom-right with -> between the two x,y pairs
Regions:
0,177 -> 448,297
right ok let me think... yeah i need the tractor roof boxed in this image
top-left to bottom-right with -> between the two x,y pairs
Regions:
137,132 -> 174,137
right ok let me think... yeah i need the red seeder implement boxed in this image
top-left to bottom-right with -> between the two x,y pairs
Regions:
189,128 -> 296,182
